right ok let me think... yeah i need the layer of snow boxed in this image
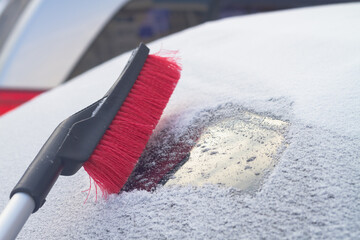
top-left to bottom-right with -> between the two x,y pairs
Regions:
0,3 -> 359,239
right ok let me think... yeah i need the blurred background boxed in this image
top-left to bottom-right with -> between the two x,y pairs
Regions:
0,0 -> 357,115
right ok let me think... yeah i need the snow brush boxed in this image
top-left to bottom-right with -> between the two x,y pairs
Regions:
0,43 -> 181,239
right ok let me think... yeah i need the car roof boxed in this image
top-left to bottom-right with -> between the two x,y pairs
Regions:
0,3 -> 359,239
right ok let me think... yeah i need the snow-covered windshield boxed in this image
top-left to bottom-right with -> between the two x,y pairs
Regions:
0,3 -> 359,239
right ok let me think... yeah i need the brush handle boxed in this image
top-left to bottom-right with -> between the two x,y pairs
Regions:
10,43 -> 150,214
2,43 -> 150,238
9,98 -> 103,213
0,193 -> 35,240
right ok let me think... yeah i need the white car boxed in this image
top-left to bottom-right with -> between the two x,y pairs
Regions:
0,2 -> 359,239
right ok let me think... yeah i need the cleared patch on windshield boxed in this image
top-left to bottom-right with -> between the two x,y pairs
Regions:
122,103 -> 289,192
165,111 -> 289,192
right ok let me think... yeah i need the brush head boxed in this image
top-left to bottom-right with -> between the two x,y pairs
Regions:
83,53 -> 181,195
11,44 -> 180,212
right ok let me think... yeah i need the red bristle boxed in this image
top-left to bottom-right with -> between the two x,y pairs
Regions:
83,54 -> 181,196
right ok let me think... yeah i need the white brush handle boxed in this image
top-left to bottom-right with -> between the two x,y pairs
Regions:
0,193 -> 35,240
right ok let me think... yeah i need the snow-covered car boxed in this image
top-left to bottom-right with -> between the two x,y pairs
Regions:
0,2 -> 359,239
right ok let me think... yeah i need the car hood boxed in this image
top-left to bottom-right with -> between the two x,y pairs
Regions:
0,3 -> 359,239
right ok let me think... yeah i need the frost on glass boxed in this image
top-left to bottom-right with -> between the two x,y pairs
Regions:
123,103 -> 289,192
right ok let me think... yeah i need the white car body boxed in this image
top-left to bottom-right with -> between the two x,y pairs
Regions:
0,0 -> 127,89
